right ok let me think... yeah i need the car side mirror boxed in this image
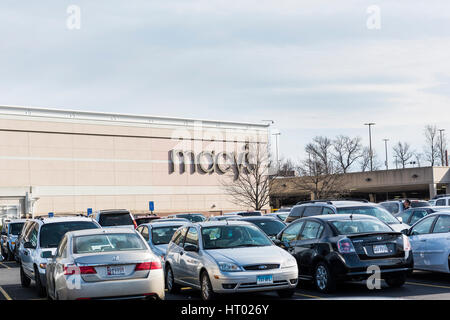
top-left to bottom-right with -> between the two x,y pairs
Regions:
184,244 -> 199,252
24,241 -> 35,249
401,229 -> 408,235
272,239 -> 282,246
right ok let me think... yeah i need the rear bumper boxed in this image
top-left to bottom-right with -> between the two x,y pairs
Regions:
211,266 -> 298,294
60,269 -> 165,300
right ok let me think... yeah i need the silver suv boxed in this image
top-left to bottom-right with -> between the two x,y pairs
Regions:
17,216 -> 101,296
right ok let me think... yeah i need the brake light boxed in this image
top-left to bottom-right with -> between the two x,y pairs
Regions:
337,238 -> 356,253
402,235 -> 411,252
133,220 -> 138,229
63,265 -> 97,275
135,261 -> 162,271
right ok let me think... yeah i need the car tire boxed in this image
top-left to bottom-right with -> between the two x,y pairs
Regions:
200,271 -> 216,301
314,262 -> 336,293
385,273 -> 406,288
165,265 -> 180,294
20,264 -> 31,288
277,288 -> 295,298
34,266 -> 46,297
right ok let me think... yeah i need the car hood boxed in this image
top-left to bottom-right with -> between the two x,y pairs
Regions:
206,245 -> 290,266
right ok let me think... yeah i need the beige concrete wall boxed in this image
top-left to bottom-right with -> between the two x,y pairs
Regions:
0,106 -> 269,216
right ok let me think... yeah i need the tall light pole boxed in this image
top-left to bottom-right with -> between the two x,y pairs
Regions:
438,129 -> 445,166
364,123 -> 376,171
272,132 -> 281,172
383,139 -> 389,170
394,156 -> 399,169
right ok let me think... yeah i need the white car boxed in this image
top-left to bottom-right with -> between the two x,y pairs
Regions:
407,212 -> 450,273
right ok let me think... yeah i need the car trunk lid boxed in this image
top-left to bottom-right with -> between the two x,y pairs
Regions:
347,232 -> 405,260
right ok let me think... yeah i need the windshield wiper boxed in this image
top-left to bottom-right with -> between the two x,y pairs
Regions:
232,244 -> 265,248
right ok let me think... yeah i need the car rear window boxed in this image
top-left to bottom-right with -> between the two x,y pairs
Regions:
380,202 -> 400,214
411,201 -> 431,208
99,212 -> 133,226
151,226 -> 184,245
331,219 -> 392,235
73,233 -> 146,253
245,219 -> 286,236
238,212 -> 262,217
39,221 -> 99,248
9,222 -> 25,235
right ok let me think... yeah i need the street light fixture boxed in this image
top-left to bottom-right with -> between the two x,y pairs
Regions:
272,132 -> 281,172
364,123 -> 376,171
438,129 -> 445,166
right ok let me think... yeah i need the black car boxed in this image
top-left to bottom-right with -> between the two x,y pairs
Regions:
227,216 -> 286,239
396,208 -> 437,225
274,214 -> 413,293
134,215 -> 161,225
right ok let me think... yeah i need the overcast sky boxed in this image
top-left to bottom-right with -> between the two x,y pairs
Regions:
1,1 -> 450,166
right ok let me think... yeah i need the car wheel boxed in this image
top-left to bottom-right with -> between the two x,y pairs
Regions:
277,288 -> 295,298
20,264 -> 31,288
34,266 -> 46,297
165,266 -> 180,294
385,273 -> 406,288
314,262 -> 336,293
200,271 -> 216,301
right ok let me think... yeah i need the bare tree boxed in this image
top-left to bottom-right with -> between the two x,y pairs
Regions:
414,152 -> 423,167
294,155 -> 347,199
305,136 -> 333,174
392,142 -> 414,169
332,135 -> 363,173
423,125 -> 439,166
277,158 -> 296,177
359,147 -> 381,172
221,144 -> 272,210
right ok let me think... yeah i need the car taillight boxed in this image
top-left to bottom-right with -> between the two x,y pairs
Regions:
402,235 -> 411,252
135,261 -> 162,271
133,220 -> 138,229
337,238 -> 356,253
64,265 -> 96,275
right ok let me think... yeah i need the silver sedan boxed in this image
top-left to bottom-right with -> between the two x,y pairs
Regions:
164,221 -> 298,300
45,228 -> 165,300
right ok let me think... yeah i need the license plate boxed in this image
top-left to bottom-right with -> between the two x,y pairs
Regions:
106,266 -> 125,276
256,275 -> 273,285
373,244 -> 389,254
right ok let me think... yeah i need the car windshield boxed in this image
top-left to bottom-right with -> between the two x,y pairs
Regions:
278,213 -> 289,220
201,225 -> 272,249
9,222 -> 24,235
151,225 -> 183,245
336,206 -> 400,224
246,219 -> 285,236
380,202 -> 400,214
331,219 -> 393,235
99,213 -> 133,226
73,233 -> 146,253
39,221 -> 99,248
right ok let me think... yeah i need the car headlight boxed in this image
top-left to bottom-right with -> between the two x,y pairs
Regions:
283,258 -> 297,268
218,262 -> 242,272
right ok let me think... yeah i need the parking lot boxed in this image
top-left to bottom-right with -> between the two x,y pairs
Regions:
0,259 -> 448,300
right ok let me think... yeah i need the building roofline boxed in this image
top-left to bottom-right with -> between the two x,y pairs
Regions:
0,104 -> 270,130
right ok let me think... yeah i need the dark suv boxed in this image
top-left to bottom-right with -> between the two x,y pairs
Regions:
275,214 -> 413,293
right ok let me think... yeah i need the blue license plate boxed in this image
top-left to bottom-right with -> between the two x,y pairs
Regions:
256,274 -> 273,285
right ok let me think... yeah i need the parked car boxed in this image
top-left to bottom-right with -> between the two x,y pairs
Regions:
151,218 -> 190,223
380,200 -> 431,215
275,214 -> 413,293
266,212 -> 289,222
164,221 -> 298,300
134,215 -> 161,226
17,217 -> 101,296
92,209 -> 136,230
433,197 -> 450,207
406,211 -> 450,273
285,200 -> 410,232
167,213 -> 206,223
1,219 -> 26,261
223,211 -> 263,217
396,208 -> 438,225
136,221 -> 189,264
227,216 -> 286,240
428,199 -> 437,206
46,228 -> 165,300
